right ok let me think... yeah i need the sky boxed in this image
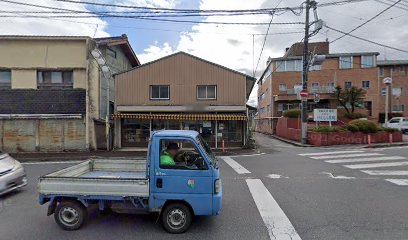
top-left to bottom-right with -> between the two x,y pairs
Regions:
0,0 -> 407,107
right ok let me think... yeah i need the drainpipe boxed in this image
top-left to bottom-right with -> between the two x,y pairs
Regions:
85,38 -> 90,151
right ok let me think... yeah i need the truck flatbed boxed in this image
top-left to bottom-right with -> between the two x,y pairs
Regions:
38,159 -> 149,197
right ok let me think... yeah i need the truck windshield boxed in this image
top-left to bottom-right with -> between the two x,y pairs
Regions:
197,135 -> 216,166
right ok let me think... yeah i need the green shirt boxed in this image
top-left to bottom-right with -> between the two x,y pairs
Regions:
160,150 -> 175,165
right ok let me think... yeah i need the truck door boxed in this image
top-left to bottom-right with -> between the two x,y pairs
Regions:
151,138 -> 213,215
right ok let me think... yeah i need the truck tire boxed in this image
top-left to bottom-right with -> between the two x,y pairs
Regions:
162,203 -> 192,234
54,200 -> 87,231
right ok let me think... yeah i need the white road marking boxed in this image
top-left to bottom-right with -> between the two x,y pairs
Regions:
246,179 -> 302,240
319,172 -> 356,179
361,170 -> 408,176
325,156 -> 406,164
298,150 -> 365,156
311,153 -> 383,159
22,161 -> 83,165
222,156 -> 251,174
372,146 -> 408,151
385,179 -> 408,186
344,161 -> 408,169
232,153 -> 265,158
266,174 -> 287,179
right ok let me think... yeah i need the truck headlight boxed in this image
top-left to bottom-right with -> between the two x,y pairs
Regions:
214,179 -> 220,194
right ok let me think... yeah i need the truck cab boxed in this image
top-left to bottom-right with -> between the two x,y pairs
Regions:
38,130 -> 222,233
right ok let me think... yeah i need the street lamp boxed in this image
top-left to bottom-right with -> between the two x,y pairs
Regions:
91,48 -> 112,151
383,77 -> 392,127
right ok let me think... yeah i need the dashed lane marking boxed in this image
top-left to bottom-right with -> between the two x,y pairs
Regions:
246,179 -> 302,240
325,156 -> 406,164
222,156 -> 251,174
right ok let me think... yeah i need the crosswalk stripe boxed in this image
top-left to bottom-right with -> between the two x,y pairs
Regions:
311,153 -> 383,159
298,150 -> 365,156
344,161 -> 408,169
222,156 -> 251,174
246,179 -> 302,240
361,170 -> 408,176
325,156 -> 406,164
385,179 -> 408,186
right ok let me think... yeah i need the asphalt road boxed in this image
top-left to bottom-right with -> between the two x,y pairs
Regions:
2,133 -> 408,240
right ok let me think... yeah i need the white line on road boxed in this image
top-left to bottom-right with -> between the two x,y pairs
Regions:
385,179 -> 408,186
372,146 -> 408,151
232,153 -> 265,158
311,153 -> 383,159
325,156 -> 406,164
361,170 -> 408,176
222,156 -> 251,174
344,161 -> 408,169
22,161 -> 84,165
319,172 -> 356,179
298,150 -> 365,156
246,179 -> 302,240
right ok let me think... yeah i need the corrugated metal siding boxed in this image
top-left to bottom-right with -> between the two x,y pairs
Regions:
115,53 -> 247,106
0,119 -> 86,152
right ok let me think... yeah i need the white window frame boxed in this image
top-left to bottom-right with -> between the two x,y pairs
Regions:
379,67 -> 384,76
362,80 -> 370,89
339,56 -> 353,69
197,85 -> 217,100
150,85 -> 170,100
381,87 -> 387,96
345,81 -> 352,89
361,55 -> 375,68
279,84 -> 287,91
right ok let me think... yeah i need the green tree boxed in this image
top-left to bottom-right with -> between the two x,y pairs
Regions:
333,86 -> 365,114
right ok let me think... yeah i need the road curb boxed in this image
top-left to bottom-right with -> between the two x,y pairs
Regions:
268,134 -> 313,147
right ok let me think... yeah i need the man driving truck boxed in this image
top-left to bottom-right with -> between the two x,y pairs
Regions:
160,142 -> 179,166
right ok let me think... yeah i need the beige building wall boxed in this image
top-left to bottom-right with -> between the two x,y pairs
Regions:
11,69 -> 37,89
115,53 -> 248,107
73,69 -> 87,89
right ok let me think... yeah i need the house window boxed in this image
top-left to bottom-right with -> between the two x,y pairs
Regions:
150,85 -> 170,100
285,60 -> 295,71
392,105 -> 405,112
310,64 -> 322,71
37,70 -> 73,89
361,55 -> 375,68
277,103 -> 283,112
275,61 -> 285,72
362,81 -> 370,89
0,70 -> 11,89
400,66 -> 404,72
279,84 -> 287,91
311,82 -> 319,88
106,47 -> 117,59
197,85 -> 216,100
381,88 -> 387,96
345,81 -> 352,89
379,67 -> 384,76
340,56 -> 352,69
328,82 -> 335,88
392,87 -> 402,96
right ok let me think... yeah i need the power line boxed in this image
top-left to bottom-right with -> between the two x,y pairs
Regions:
325,25 -> 408,54
330,0 -> 403,43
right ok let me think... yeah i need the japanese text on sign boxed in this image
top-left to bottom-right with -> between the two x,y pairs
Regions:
313,109 -> 337,122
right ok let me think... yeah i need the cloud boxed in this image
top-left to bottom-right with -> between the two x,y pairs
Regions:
137,41 -> 175,63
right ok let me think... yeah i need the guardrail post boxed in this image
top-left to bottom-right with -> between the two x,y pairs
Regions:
389,133 -> 393,144
367,134 -> 371,145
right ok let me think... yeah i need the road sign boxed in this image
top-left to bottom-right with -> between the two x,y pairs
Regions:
300,89 -> 308,97
313,109 -> 337,122
314,93 -> 320,103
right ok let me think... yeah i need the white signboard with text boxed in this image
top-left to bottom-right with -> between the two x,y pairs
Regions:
314,109 -> 337,122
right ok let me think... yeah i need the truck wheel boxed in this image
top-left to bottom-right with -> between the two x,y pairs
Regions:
54,201 -> 87,231
162,203 -> 192,234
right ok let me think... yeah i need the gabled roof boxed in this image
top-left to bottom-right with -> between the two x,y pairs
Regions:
95,34 -> 140,67
115,51 -> 255,81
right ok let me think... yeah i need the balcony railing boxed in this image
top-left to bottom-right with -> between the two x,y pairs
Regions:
286,86 -> 335,95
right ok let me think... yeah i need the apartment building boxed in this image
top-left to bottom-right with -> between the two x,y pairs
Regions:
113,52 -> 255,148
377,60 -> 408,119
0,35 -> 139,152
256,41 -> 381,133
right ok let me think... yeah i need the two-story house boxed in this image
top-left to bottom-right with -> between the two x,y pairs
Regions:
0,35 -> 139,152
377,60 -> 408,120
113,52 -> 255,149
256,41 -> 381,134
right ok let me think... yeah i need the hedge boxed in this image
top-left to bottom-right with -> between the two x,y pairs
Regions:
283,109 -> 301,118
312,126 -> 341,133
344,112 -> 367,119
348,120 -> 379,133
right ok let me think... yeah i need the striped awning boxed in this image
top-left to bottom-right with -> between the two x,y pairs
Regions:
112,113 -> 247,121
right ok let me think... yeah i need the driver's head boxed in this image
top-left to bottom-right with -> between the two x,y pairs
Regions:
166,142 -> 180,157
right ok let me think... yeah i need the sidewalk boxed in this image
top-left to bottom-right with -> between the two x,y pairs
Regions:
10,148 -> 259,162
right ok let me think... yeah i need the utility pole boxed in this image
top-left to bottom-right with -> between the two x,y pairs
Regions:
301,0 -> 311,144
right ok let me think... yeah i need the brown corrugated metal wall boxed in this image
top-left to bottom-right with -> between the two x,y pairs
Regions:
115,53 -> 247,106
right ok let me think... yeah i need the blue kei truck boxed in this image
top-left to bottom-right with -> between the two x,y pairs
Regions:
38,130 -> 222,233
